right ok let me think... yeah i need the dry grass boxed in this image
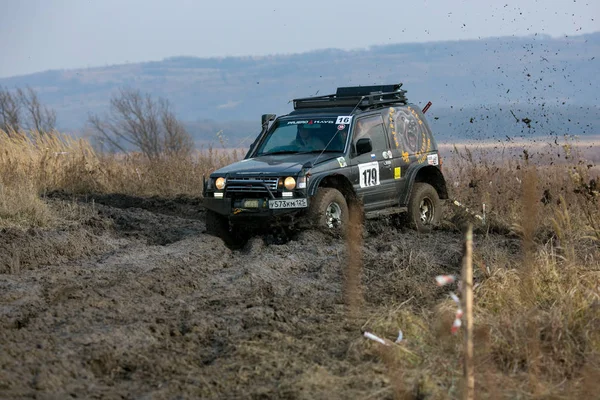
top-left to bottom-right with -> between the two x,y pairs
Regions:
442,137 -> 600,236
361,247 -> 599,398
358,138 -> 600,399
0,181 -> 54,228
2,128 -> 599,398
0,129 -> 240,227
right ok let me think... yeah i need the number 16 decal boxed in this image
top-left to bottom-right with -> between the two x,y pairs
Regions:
358,161 -> 380,188
336,116 -> 352,124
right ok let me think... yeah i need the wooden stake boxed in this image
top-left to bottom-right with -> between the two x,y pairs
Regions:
463,224 -> 475,400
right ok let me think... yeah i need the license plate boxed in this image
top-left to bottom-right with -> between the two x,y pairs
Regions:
243,199 -> 259,208
268,198 -> 308,209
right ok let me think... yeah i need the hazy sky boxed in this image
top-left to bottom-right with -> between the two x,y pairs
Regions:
1,0 -> 598,78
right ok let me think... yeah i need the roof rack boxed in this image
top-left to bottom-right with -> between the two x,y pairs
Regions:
292,83 -> 407,111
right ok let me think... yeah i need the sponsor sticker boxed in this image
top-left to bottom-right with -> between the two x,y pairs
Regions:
394,167 -> 401,179
337,156 -> 347,168
427,154 -> 439,166
285,119 -> 335,125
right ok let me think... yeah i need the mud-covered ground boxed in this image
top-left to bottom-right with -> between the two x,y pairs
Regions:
0,194 -> 518,399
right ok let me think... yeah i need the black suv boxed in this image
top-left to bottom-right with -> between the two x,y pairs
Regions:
202,84 -> 448,244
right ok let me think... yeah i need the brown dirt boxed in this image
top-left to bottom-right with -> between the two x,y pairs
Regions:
0,194 -> 518,399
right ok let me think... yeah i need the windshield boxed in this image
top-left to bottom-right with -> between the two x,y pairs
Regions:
255,117 -> 349,156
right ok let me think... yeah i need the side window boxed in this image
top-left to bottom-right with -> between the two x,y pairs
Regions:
353,115 -> 389,152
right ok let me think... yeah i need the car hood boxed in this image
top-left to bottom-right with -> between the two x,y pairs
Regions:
212,152 -> 342,177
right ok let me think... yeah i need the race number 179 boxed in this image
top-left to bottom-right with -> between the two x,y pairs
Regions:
358,161 -> 380,188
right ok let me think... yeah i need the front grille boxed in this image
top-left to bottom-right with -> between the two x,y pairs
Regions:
226,177 -> 279,193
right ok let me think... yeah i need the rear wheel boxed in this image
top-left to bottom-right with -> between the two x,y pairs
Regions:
407,182 -> 441,233
307,187 -> 349,233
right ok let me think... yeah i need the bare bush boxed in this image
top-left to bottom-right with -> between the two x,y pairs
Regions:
0,86 -> 56,135
19,87 -> 57,134
0,129 -> 240,220
88,88 -> 194,160
0,89 -> 21,133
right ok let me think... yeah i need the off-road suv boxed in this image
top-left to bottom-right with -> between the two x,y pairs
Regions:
202,84 -> 448,245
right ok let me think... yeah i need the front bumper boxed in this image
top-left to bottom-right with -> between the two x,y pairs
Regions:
203,196 -> 233,215
203,194 -> 309,226
202,176 -> 311,227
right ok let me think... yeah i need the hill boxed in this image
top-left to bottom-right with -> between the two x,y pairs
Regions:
1,32 -> 598,144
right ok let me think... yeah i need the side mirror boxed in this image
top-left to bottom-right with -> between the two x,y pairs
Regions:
261,114 -> 276,131
355,138 -> 373,156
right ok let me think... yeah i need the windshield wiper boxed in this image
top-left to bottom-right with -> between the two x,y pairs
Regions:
296,149 -> 341,154
259,150 -> 299,156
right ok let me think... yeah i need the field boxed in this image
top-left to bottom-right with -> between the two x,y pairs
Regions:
1,130 -> 599,399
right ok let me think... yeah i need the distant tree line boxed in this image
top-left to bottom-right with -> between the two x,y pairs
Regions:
0,86 -> 56,135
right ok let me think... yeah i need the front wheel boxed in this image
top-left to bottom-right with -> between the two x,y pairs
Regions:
205,210 -> 248,248
407,183 -> 441,233
307,187 -> 349,233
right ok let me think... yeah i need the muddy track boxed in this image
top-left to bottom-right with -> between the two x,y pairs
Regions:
47,190 -> 206,220
0,196 -> 519,399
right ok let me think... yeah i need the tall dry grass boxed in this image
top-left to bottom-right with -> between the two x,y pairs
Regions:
443,137 -> 599,237
0,129 -> 241,227
2,128 -> 599,398
360,138 -> 600,399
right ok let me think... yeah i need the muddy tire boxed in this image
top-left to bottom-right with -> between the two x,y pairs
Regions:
205,210 -> 248,248
205,210 -> 231,239
308,187 -> 349,233
407,182 -> 441,233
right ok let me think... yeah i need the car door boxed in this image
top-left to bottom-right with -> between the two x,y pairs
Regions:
349,114 -> 396,210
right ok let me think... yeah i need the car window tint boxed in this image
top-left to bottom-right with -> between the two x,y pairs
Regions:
353,115 -> 388,151
258,123 -> 297,153
256,118 -> 345,155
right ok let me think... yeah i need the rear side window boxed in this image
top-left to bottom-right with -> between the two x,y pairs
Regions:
353,115 -> 389,151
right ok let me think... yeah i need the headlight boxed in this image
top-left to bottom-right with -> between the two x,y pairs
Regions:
215,177 -> 226,190
284,177 -> 296,190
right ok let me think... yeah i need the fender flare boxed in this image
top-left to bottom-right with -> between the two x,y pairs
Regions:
308,173 -> 357,201
399,164 -> 448,206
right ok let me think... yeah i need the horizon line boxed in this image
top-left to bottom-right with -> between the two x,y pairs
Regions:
1,30 -> 597,80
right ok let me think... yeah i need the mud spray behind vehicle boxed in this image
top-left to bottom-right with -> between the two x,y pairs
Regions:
202,83 -> 448,246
